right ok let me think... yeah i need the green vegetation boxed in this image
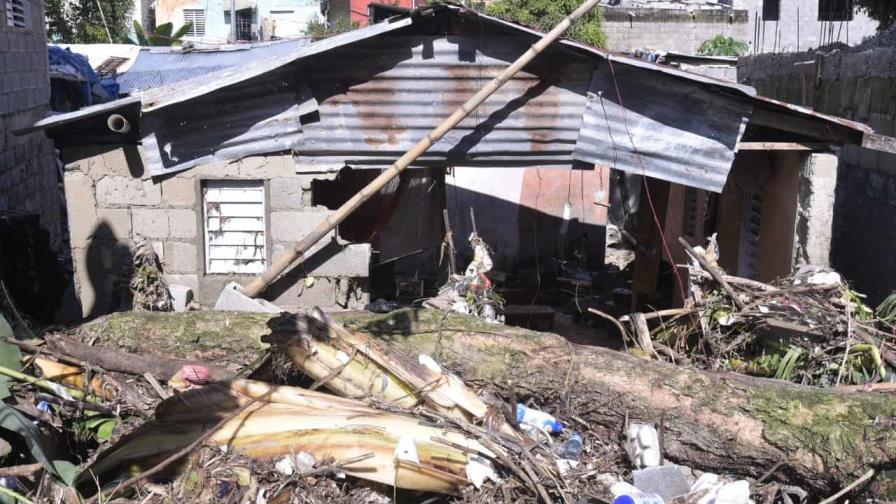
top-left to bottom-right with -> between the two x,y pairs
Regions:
304,17 -> 360,39
481,0 -> 607,48
697,35 -> 750,56
856,0 -> 896,28
45,0 -> 133,43
131,21 -> 194,46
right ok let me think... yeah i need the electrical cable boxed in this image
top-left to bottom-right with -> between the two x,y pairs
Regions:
606,59 -> 687,304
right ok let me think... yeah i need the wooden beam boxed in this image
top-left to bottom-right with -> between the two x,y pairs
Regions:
736,142 -> 831,151
863,133 -> 896,154
749,108 -> 859,144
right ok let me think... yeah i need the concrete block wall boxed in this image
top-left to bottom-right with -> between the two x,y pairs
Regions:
0,0 -> 66,252
602,8 -> 750,54
62,147 -> 371,317
739,48 -> 896,303
735,0 -> 879,53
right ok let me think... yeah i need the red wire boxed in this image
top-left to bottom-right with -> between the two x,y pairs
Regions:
606,58 -> 688,304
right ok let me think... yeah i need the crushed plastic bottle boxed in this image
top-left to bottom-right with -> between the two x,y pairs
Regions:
516,404 -> 563,433
555,432 -> 583,460
612,493 -> 664,504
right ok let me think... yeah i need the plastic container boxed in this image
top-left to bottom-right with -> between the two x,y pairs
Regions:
556,432 -> 583,460
516,404 -> 563,433
612,492 -> 664,504
625,423 -> 661,467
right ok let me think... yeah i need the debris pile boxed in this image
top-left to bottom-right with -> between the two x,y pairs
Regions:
618,238 -> 896,388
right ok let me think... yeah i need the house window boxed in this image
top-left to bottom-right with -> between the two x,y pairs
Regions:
203,180 -> 266,274
762,0 -> 780,21
818,0 -> 853,21
183,9 -> 206,37
5,0 -> 30,28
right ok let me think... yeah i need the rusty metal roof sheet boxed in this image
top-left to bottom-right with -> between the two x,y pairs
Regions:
295,35 -> 592,170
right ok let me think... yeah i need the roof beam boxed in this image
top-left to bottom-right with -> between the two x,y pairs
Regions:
749,108 -> 858,144
736,142 -> 831,151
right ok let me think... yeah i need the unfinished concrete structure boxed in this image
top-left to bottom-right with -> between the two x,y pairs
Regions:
29,4 -> 893,318
0,0 -> 65,249
739,45 -> 896,303
602,0 -> 879,54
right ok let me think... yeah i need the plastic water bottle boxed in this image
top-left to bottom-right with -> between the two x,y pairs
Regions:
516,404 -> 564,433
556,432 -> 583,460
612,493 -> 664,504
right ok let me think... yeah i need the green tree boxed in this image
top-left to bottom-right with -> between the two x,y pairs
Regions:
482,0 -> 607,48
304,17 -> 360,39
697,35 -> 749,56
45,0 -> 133,43
855,0 -> 896,28
132,21 -> 193,46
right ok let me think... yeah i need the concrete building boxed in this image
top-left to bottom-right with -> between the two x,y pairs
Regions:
326,0 -> 419,27
153,0 -> 323,44
739,42 -> 896,303
28,4 -> 893,319
601,0 -> 880,54
1,0 -> 66,250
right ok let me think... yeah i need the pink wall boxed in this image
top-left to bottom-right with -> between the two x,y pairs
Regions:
350,0 -> 419,27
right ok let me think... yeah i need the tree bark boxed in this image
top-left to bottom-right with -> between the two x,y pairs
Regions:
72,309 -> 896,496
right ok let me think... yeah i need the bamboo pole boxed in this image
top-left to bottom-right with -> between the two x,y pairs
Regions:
241,0 -> 602,297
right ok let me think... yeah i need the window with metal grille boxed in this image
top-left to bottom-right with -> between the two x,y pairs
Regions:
762,0 -> 781,21
5,0 -> 30,28
818,0 -> 853,21
203,180 -> 266,274
183,9 -> 206,37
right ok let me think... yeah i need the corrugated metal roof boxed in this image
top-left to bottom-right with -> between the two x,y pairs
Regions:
139,16 -> 415,111
573,64 -> 752,193
296,35 -> 591,169
118,39 -> 313,93
142,72 -> 316,176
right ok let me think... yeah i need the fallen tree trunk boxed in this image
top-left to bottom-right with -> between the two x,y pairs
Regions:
73,309 -> 896,496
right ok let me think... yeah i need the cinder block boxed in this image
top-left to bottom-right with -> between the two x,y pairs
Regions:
96,176 -> 162,206
269,177 -> 303,210
162,273 -> 200,296
96,208 -> 132,240
272,242 -> 371,277
163,241 -> 198,273
239,155 -> 295,178
168,208 -> 198,239
269,210 -> 335,243
63,172 -> 98,247
161,176 -> 196,207
132,208 -> 170,239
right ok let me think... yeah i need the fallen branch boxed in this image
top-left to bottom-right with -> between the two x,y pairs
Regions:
0,463 -> 42,478
679,237 -> 744,310
46,336 -> 233,381
819,469 -> 875,504
81,309 -> 896,495
587,308 -> 631,343
620,308 -> 693,323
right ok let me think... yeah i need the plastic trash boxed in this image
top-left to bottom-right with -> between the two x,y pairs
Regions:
516,404 -> 563,433
556,432 -> 583,460
633,465 -> 690,501
714,480 -> 751,504
612,492 -> 664,504
625,423 -> 661,468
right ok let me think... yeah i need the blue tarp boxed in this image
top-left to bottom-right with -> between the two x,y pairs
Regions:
48,46 -> 119,111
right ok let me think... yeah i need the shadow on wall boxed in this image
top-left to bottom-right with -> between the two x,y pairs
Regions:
831,163 -> 896,305
83,221 -> 134,319
446,167 -> 609,274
